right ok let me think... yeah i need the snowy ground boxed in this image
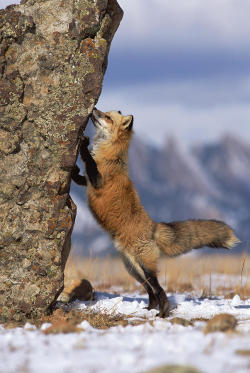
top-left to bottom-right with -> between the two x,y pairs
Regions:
1,289 -> 250,373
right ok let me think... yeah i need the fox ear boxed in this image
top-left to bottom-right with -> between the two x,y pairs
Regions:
122,115 -> 133,131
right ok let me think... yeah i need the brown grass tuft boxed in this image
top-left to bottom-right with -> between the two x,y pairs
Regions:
43,320 -> 82,334
40,308 -> 129,331
170,317 -> 193,327
204,313 -> 237,334
144,365 -> 202,373
190,317 -> 209,323
79,309 -> 129,329
235,350 -> 250,357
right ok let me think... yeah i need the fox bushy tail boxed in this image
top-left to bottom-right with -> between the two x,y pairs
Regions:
154,219 -> 240,257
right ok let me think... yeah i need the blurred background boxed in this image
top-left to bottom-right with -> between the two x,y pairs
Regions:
2,0 -> 250,255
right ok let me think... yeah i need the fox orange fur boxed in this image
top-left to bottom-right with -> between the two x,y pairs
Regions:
71,108 -> 240,317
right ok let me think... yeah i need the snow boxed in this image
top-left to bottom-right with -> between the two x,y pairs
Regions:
1,287 -> 250,373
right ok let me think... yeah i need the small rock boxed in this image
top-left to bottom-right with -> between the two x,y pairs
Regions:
70,279 -> 94,301
204,313 -> 237,334
58,279 -> 94,303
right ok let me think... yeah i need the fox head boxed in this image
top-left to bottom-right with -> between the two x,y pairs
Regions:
91,108 -> 134,157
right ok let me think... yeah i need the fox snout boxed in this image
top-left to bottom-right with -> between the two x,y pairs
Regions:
92,107 -> 101,117
91,107 -> 106,129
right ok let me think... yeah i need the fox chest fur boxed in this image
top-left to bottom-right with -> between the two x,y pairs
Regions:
86,165 -> 153,247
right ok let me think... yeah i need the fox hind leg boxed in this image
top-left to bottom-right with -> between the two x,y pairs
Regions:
147,290 -> 159,311
139,263 -> 170,318
119,252 -> 158,311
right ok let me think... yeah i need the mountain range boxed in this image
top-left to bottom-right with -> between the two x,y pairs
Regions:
70,134 -> 250,256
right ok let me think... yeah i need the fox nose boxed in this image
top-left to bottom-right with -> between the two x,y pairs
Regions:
92,107 -> 97,117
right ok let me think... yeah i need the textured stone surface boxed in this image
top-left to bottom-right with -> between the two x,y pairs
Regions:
0,0 -> 122,321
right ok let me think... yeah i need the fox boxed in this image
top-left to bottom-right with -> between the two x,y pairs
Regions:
71,107 -> 240,317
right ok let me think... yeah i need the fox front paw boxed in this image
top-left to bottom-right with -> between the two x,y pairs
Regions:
79,136 -> 90,161
71,164 -> 80,177
79,135 -> 89,147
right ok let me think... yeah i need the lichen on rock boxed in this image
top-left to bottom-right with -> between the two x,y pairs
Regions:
0,0 -> 123,322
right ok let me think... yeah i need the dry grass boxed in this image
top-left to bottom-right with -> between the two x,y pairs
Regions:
169,317 -> 193,327
4,253 -> 249,331
159,254 -> 250,298
144,365 -> 201,373
64,254 -> 136,293
40,308 -> 129,333
64,252 -> 250,298
4,307 -> 133,331
3,253 -> 249,332
235,350 -> 250,356
204,313 -> 237,334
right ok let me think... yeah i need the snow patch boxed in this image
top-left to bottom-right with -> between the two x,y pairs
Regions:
0,289 -> 250,373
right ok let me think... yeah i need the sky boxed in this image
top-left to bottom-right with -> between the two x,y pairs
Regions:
1,0 -> 250,146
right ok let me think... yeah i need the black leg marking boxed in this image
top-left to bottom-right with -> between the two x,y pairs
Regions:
147,290 -> 159,311
140,265 -> 170,318
71,165 -> 87,186
79,137 -> 102,189
120,253 -> 158,310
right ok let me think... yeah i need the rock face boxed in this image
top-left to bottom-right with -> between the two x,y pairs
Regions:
0,0 -> 122,321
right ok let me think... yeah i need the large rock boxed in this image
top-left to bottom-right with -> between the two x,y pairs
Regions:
0,0 -> 122,322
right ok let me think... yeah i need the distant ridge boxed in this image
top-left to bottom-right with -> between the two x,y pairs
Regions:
71,134 -> 250,255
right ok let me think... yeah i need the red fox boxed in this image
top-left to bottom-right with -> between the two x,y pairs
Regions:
71,108 -> 240,317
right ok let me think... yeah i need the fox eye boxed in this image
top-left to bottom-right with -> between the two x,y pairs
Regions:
105,115 -> 111,120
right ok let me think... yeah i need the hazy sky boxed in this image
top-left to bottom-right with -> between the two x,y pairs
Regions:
99,0 -> 250,146
2,0 -> 250,146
